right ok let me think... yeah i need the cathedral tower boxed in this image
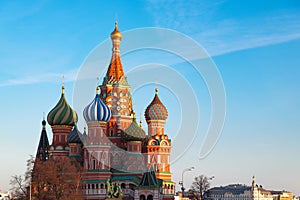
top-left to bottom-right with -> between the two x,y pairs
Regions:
36,118 -> 50,161
100,22 -> 133,146
144,89 -> 172,182
47,85 -> 78,158
83,86 -> 112,196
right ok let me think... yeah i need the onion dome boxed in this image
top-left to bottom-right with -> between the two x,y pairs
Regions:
110,21 -> 122,40
145,88 -> 168,121
123,113 -> 146,141
47,86 -> 78,126
67,125 -> 83,144
83,87 -> 111,122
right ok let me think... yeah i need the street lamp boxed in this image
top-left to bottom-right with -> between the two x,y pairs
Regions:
29,169 -> 33,200
179,166 -> 195,197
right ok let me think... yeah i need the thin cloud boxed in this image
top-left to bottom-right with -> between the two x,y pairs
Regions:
0,0 -> 47,25
0,69 -> 78,87
146,0 -> 300,56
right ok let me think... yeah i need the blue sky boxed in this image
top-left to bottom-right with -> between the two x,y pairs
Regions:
0,0 -> 300,195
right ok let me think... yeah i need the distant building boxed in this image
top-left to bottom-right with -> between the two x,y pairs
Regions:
205,177 -> 293,200
271,191 -> 293,200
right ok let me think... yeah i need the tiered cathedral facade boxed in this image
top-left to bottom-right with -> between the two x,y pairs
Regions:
34,22 -> 175,200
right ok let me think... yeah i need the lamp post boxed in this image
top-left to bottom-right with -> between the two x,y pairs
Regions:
179,166 -> 195,197
29,169 -> 33,200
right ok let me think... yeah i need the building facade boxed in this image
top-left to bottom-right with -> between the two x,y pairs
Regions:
205,178 -> 292,200
33,22 -> 175,200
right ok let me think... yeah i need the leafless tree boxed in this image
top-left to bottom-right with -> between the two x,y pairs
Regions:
191,175 -> 211,200
10,155 -> 35,199
10,175 -> 27,200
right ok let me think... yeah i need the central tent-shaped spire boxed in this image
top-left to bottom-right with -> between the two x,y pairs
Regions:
104,21 -> 126,85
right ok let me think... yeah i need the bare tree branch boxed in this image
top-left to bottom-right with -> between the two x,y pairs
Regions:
191,175 -> 211,200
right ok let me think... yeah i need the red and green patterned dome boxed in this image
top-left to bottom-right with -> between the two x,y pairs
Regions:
145,88 -> 168,121
47,86 -> 78,126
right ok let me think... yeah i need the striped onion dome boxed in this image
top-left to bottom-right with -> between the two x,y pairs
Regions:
67,125 -> 83,144
83,87 -> 111,122
145,88 -> 168,121
123,114 -> 146,141
47,86 -> 78,126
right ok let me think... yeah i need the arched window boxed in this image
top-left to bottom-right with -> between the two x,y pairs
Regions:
93,160 -> 96,170
121,183 -> 126,189
147,194 -> 153,200
140,195 -> 146,200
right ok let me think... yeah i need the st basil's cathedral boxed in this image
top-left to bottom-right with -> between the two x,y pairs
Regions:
35,22 -> 175,200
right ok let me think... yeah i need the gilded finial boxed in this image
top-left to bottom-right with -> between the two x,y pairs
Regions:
62,75 -> 65,94
154,79 -> 159,95
139,112 -> 142,127
96,77 -> 100,94
115,21 -> 118,28
115,12 -> 118,27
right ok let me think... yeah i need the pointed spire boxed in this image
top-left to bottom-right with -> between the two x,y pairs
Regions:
104,22 -> 125,84
37,118 -> 50,161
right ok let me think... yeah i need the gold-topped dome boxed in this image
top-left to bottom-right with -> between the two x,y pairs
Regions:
110,21 -> 122,40
47,86 -> 78,126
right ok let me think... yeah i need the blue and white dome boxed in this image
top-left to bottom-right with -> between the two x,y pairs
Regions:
83,87 -> 111,122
